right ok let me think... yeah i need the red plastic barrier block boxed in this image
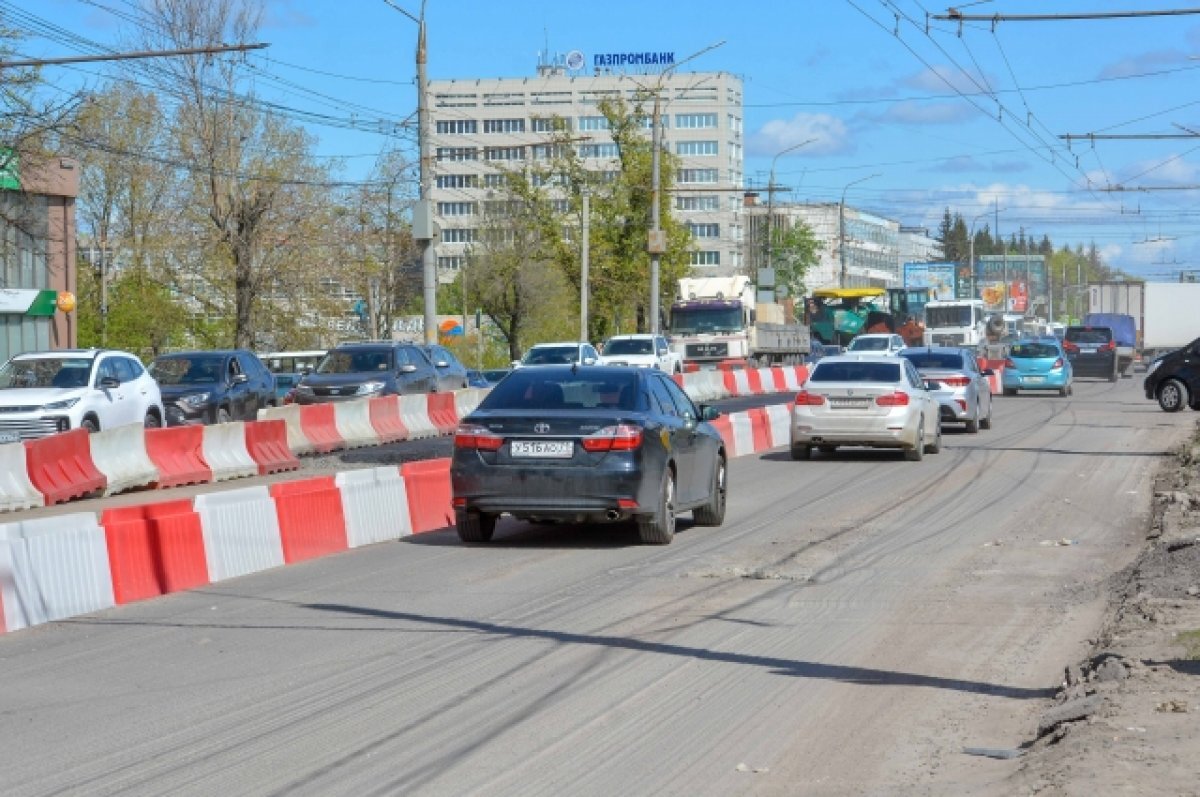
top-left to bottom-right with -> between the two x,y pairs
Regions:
709,416 -> 735,453
672,373 -> 685,389
270,476 -> 348,563
771,369 -> 788,392
745,369 -> 764,394
0,589 -> 6,634
24,428 -> 107,505
795,365 -> 809,384
722,370 -> 738,396
426,392 -> 459,435
368,396 -> 408,443
244,419 -> 301,476
299,404 -> 345,454
101,499 -> 209,604
682,362 -> 700,373
400,458 -> 455,534
748,408 -> 772,453
145,425 -> 212,489
716,359 -> 747,371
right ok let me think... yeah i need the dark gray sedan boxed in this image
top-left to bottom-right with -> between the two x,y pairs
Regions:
451,366 -> 727,545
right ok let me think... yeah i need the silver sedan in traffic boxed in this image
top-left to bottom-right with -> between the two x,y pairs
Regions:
900,347 -> 994,433
790,355 -> 942,461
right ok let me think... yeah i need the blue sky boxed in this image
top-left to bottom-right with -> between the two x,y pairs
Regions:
19,0 -> 1200,279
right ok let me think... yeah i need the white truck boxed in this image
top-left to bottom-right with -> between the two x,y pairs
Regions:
598,334 -> 683,373
922,299 -> 987,348
1142,281 -> 1200,362
668,276 -> 810,369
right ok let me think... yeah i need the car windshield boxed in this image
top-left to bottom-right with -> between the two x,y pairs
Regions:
902,352 -> 965,370
522,346 -> 579,365
150,356 -> 224,385
317,349 -> 393,374
0,357 -> 93,389
1066,328 -> 1112,344
848,337 -> 889,351
604,339 -> 653,355
926,306 -> 975,327
1010,343 -> 1060,358
809,361 -> 902,383
669,306 -> 743,334
483,371 -> 638,410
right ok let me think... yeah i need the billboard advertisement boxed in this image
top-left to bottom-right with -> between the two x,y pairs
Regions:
976,255 -> 1044,314
902,262 -> 957,300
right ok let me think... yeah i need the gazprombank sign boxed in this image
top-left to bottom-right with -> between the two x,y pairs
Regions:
593,51 -> 676,68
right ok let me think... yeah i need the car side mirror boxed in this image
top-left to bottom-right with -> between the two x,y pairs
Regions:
511,360 -> 520,368
98,376 -> 119,389
583,357 -> 596,366
982,368 -> 995,377
231,373 -> 249,384
700,404 -> 721,421
399,364 -> 418,373
435,360 -> 449,368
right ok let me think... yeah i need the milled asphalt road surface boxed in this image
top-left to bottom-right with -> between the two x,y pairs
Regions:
0,377 -> 1190,796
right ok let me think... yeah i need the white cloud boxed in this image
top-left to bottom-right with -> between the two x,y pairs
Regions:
747,113 -> 854,157
1099,49 -> 1191,79
903,65 -> 991,96
877,100 -> 976,125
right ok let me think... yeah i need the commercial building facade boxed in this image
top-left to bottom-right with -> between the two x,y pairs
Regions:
428,60 -> 744,280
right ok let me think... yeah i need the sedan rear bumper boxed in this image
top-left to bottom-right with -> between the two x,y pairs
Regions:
790,414 -> 919,449
452,457 -> 658,521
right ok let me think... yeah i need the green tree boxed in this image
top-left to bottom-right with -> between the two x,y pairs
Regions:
768,219 -> 822,299
78,264 -> 189,357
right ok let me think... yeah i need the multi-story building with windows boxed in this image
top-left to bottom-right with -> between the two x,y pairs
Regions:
429,58 -> 744,280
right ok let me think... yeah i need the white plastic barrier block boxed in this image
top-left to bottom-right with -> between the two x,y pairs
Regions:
765,404 -> 792,449
729,412 -> 755,457
0,513 -> 114,633
705,371 -> 730,401
729,370 -> 752,397
89,423 -> 161,497
336,466 -> 412,547
332,399 -> 380,449
194,486 -> 285,582
757,368 -> 778,394
258,404 -> 315,456
201,421 -> 258,482
680,373 -> 705,403
0,442 -> 45,514
781,366 -> 803,391
454,388 -> 488,421
399,394 -> 439,440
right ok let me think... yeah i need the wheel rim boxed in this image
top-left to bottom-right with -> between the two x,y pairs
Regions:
715,460 -> 726,510
664,474 -> 676,536
1163,384 -> 1181,408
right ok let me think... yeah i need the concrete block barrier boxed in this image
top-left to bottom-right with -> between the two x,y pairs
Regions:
145,426 -> 212,488
89,424 -> 160,497
0,513 -> 114,632
201,421 -> 258,482
426,392 -> 460,436
400,458 -> 454,534
258,404 -> 317,456
24,428 -> 107,505
299,404 -> 345,454
728,412 -> 755,458
335,466 -> 411,547
454,388 -> 489,421
764,403 -> 792,448
100,500 -> 209,604
244,419 -> 302,476
0,442 -> 45,514
194,486 -> 285,582
368,396 -> 408,444
399,394 -> 439,440
332,399 -> 380,449
270,477 -> 348,563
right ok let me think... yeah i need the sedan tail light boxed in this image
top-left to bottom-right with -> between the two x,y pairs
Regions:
940,376 -> 971,387
1004,358 -> 1017,369
581,423 -> 643,452
1099,340 -> 1116,352
1052,357 -> 1065,369
794,390 -> 826,405
875,391 -> 910,407
454,423 -> 504,451
1063,341 -> 1080,353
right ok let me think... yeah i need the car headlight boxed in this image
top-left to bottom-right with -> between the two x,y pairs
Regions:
182,392 -> 211,407
42,397 -> 80,410
356,381 -> 386,395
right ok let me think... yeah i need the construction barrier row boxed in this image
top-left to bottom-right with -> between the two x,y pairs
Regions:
0,459 -> 458,634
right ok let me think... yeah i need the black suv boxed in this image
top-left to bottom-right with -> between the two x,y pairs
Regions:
149,349 -> 277,425
1144,337 -> 1200,412
293,342 -> 441,404
1062,326 -> 1119,381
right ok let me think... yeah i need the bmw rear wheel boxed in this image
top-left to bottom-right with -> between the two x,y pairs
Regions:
926,420 -> 942,454
790,444 -> 812,461
638,469 -> 676,544
905,422 -> 925,461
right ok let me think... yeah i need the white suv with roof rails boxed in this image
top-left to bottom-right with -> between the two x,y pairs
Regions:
0,348 -> 165,441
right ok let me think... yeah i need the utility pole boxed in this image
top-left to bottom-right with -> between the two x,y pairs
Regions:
581,186 -> 590,342
839,174 -> 879,288
765,138 -> 815,299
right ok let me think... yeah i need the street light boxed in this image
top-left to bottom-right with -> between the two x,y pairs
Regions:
765,138 -> 817,292
383,0 -> 437,345
968,209 -> 994,301
838,173 -> 880,288
647,39 -> 725,335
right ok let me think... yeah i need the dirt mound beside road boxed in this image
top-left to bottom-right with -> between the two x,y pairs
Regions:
1008,423 -> 1200,795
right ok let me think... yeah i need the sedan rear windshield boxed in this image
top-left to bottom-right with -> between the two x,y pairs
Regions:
809,361 -> 901,383
1010,343 -> 1060,358
848,337 -> 889,351
317,349 -> 393,374
522,346 -> 579,365
603,339 -> 653,355
1064,328 -> 1112,344
483,372 -> 639,411
901,352 -> 965,370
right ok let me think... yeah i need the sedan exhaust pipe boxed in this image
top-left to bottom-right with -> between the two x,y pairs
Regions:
605,509 -> 621,521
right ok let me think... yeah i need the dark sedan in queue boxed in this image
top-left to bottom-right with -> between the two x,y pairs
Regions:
451,365 -> 728,545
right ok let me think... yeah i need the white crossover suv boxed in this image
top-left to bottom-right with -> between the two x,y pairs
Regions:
0,349 -> 164,441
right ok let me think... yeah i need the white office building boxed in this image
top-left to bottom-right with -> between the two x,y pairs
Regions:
429,55 -> 744,280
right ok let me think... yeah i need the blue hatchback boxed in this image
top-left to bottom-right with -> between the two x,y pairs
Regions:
1002,339 -> 1073,396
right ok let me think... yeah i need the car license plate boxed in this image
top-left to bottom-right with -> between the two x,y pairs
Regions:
0,431 -> 18,444
828,398 -> 869,409
1026,376 -> 1045,383
511,440 -> 573,458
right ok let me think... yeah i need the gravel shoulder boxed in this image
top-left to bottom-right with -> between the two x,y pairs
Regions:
1005,419 -> 1200,796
